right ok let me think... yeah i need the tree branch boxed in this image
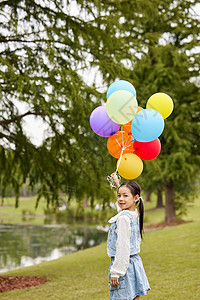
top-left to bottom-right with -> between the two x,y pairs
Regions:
0,111 -> 46,126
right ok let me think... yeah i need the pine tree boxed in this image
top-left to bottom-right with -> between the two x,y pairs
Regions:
127,0 -> 200,222
0,0 -> 125,206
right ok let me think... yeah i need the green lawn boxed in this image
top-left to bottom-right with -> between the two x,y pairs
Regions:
0,197 -> 47,225
1,198 -> 200,299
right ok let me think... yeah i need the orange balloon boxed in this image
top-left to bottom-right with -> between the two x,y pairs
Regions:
122,107 -> 143,134
107,131 -> 134,158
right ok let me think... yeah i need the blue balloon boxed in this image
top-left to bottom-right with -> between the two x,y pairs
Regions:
106,80 -> 136,99
131,109 -> 164,142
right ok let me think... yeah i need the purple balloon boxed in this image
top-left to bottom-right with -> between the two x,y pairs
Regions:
90,105 -> 120,137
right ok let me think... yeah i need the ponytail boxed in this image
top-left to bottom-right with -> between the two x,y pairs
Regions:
138,197 -> 144,239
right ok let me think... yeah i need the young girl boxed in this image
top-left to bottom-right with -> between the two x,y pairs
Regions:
107,173 -> 150,300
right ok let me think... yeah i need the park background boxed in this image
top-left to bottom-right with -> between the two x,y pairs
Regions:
0,0 -> 199,299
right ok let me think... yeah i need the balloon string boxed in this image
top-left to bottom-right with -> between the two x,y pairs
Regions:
114,131 -> 128,147
114,136 -> 122,149
114,130 -> 130,150
116,129 -> 125,172
123,135 -> 131,148
107,171 -> 121,188
116,146 -> 124,172
123,131 -> 134,150
116,130 -> 134,172
123,139 -> 133,150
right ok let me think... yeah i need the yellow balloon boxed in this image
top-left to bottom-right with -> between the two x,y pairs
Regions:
146,93 -> 174,119
117,153 -> 143,179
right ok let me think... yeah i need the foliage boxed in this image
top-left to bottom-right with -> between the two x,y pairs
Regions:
0,0 -> 199,211
0,0 -> 123,206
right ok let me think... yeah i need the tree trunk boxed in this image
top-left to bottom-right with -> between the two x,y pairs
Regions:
90,197 -> 94,209
164,178 -> 176,223
145,189 -> 152,202
83,195 -> 89,208
156,189 -> 164,208
67,193 -> 72,207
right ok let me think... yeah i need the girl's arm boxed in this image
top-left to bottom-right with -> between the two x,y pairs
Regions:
110,216 -> 131,285
110,173 -> 120,189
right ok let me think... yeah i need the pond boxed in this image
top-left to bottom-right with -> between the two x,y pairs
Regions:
0,224 -> 108,273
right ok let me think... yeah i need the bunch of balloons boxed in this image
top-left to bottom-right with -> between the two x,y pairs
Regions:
90,80 -> 174,180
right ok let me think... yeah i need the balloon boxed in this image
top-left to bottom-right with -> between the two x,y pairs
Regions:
122,107 -> 143,134
133,139 -> 161,160
90,105 -> 120,137
117,153 -> 143,179
107,131 -> 134,158
106,90 -> 138,124
131,108 -> 164,142
106,80 -> 136,99
146,92 -> 174,119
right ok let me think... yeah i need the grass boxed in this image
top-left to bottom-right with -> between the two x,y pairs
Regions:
0,197 -> 48,225
1,221 -> 200,299
0,198 -> 200,299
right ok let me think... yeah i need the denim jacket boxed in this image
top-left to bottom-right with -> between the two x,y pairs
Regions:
107,210 -> 141,257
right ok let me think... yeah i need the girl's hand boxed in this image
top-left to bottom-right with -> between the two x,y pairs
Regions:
110,173 -> 120,188
110,277 -> 119,287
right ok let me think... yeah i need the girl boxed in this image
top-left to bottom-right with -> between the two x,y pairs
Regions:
107,173 -> 150,300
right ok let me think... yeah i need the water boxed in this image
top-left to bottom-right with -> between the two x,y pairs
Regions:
0,224 -> 108,273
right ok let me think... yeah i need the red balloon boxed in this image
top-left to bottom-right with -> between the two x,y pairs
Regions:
133,139 -> 161,160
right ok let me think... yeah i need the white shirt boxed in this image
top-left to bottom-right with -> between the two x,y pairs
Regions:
108,210 -> 138,278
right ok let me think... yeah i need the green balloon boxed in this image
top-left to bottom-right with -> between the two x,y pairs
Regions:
106,90 -> 138,124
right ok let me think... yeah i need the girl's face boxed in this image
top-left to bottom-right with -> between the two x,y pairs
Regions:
117,185 -> 139,211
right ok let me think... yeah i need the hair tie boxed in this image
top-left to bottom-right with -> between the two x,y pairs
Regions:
136,196 -> 143,208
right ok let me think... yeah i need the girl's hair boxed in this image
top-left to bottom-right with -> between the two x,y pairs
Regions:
118,181 -> 144,238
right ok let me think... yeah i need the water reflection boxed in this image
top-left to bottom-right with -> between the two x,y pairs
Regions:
0,224 -> 107,273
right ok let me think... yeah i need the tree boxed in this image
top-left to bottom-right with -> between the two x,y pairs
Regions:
128,0 -> 200,222
0,0 -> 128,207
